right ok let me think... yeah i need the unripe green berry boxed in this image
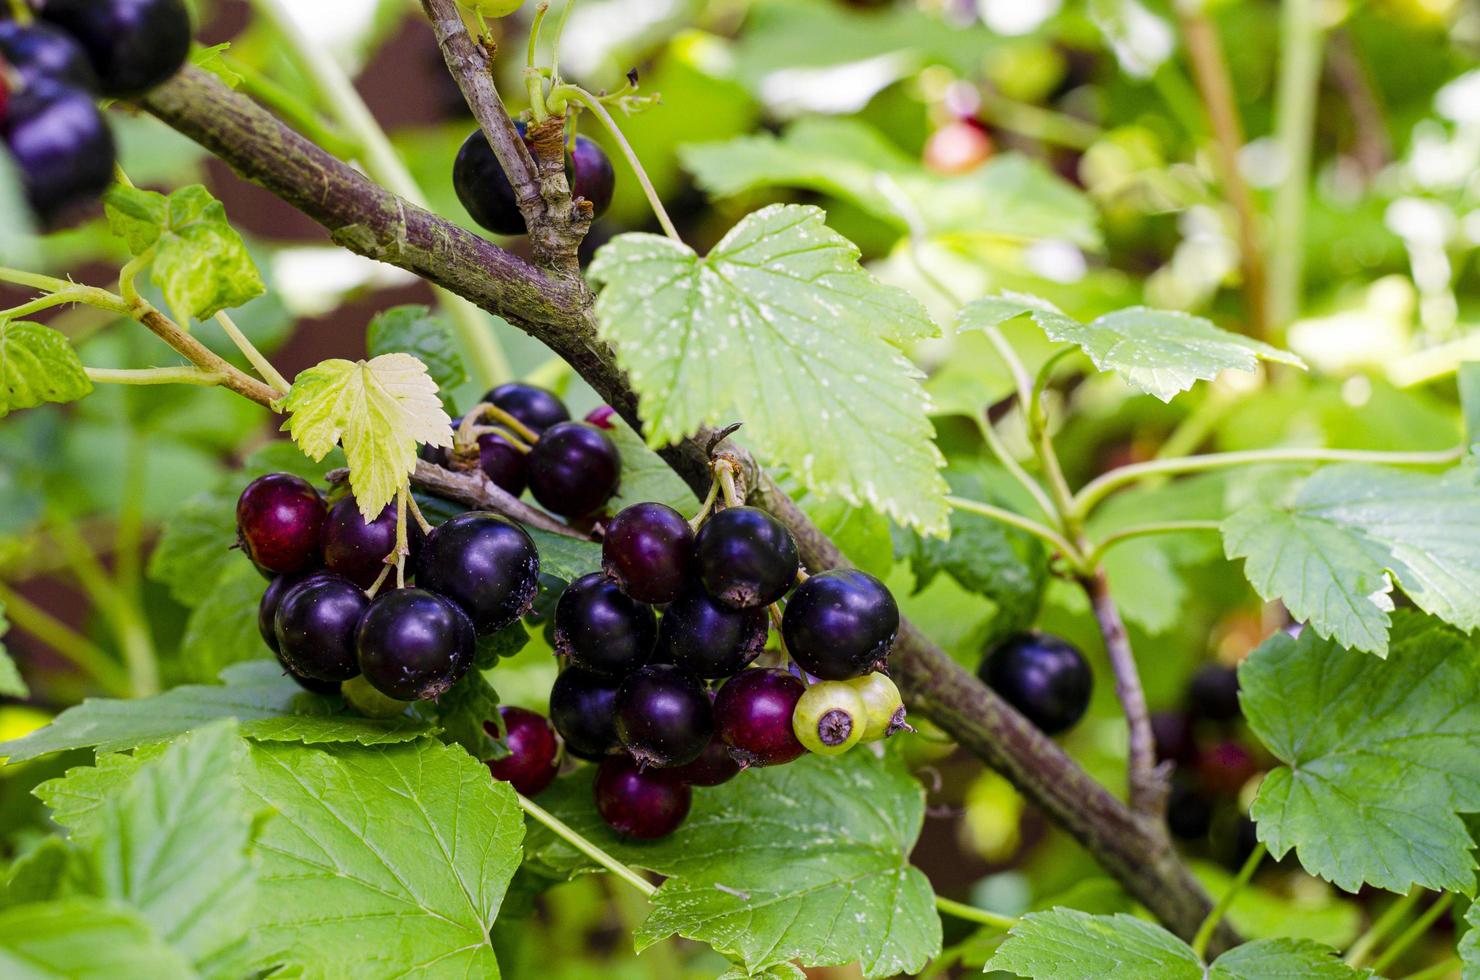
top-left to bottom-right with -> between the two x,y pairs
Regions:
792,681 -> 865,756
458,0 -> 525,16
342,675 -> 412,719
847,672 -> 910,742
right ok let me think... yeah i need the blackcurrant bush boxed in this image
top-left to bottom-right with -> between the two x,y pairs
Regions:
0,21 -> 98,90
602,502 -> 694,604
548,665 -> 620,761
569,135 -> 614,218
526,421 -> 619,519
669,733 -> 741,787
273,573 -> 367,682
713,668 -> 805,768
413,512 -> 539,634
257,569 -> 332,653
979,632 -> 1092,736
477,431 -> 528,497
485,706 -> 560,797
614,664 -> 713,768
341,674 -> 410,718
657,587 -> 767,679
3,78 -> 114,222
236,472 -> 326,576
1187,664 -> 1241,723
782,569 -> 898,680
356,588 -> 475,701
792,680 -> 864,756
38,0 -> 191,98
594,753 -> 690,840
322,495 -> 418,590
846,672 -> 909,741
553,572 -> 656,676
483,381 -> 571,436
693,506 -> 799,609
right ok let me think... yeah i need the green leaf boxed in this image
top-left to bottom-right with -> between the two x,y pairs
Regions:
278,353 -> 453,521
590,204 -> 948,534
0,898 -> 195,978
240,739 -> 524,978
103,184 -> 265,326
1241,613 -> 1480,894
179,560 -> 269,682
1222,463 -> 1480,655
365,305 -> 467,409
0,600 -> 26,698
0,320 -> 92,417
191,42 -> 243,88
146,489 -> 238,607
431,669 -> 500,760
0,660 -> 433,763
1460,900 -> 1480,979
526,527 -> 602,582
606,416 -> 700,517
958,294 -> 1304,402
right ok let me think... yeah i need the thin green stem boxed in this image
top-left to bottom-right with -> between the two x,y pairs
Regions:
526,2 -> 551,122
934,896 -> 1018,932
1397,957 -> 1461,980
227,57 -> 362,159
86,366 -> 225,387
114,430 -> 148,605
0,582 -> 131,697
117,246 -> 156,309
515,792 -> 657,897
0,269 -> 130,315
5,0 -> 30,24
1083,520 -> 1223,567
1346,889 -> 1424,967
976,92 -> 1102,150
972,413 -> 1059,524
1369,894 -> 1454,976
548,0 -> 575,82
1268,0 -> 1326,329
0,290 -> 92,321
214,311 -> 291,394
52,522 -> 158,697
0,266 -> 76,294
1193,842 -> 1264,959
946,496 -> 1083,568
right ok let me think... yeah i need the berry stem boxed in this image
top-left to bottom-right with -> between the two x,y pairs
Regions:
1191,842 -> 1264,960
466,424 -> 532,453
117,246 -> 157,310
394,487 -> 410,590
716,461 -> 743,509
5,0 -> 30,23
1368,893 -> 1454,976
460,401 -> 542,446
933,896 -> 1017,932
943,496 -> 1083,569
525,3 -> 552,122
515,791 -> 658,897
1082,520 -> 1223,568
688,479 -> 721,530
548,0 -> 576,83
215,311 -> 292,394
365,563 -> 392,599
0,290 -> 95,321
406,492 -> 434,536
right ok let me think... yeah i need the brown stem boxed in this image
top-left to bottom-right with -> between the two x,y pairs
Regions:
136,307 -> 281,407
327,462 -> 585,540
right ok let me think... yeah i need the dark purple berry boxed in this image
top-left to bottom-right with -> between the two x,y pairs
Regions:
527,421 -> 619,519
1187,664 -> 1241,722
614,664 -> 713,768
38,0 -> 191,98
669,733 -> 741,787
484,382 -> 571,436
782,569 -> 898,680
979,632 -> 1092,736
0,21 -> 99,91
1166,777 -> 1213,840
1151,710 -> 1196,767
714,668 -> 805,768
602,502 -> 694,605
477,431 -> 528,496
485,706 -> 559,796
594,754 -> 690,839
356,588 -> 475,700
275,651 -> 342,696
694,507 -> 799,609
658,587 -> 767,679
3,78 -> 114,222
273,573 -> 367,682
569,134 -> 614,218
548,665 -> 620,761
236,472 -> 325,576
413,512 -> 539,634
553,572 -> 656,676
322,496 -> 419,590
258,570 -> 333,653
453,123 -> 529,236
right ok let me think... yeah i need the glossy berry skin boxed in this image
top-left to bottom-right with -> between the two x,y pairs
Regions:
669,733 -> 741,787
414,512 -> 539,634
846,672 -> 909,741
275,650 -> 342,696
694,507 -> 799,610
548,665 -> 621,760
979,632 -> 1092,736
658,588 -> 767,679
553,572 -> 656,676
614,664 -> 713,768
569,135 -> 614,218
236,472 -> 326,576
477,432 -> 528,497
356,588 -> 475,700
602,502 -> 694,604
594,754 -> 691,840
273,574 -> 368,682
0,21 -> 99,91
3,79 -> 115,222
782,569 -> 898,680
527,421 -> 620,519
1187,664 -> 1241,723
257,570 -> 333,653
37,0 -> 192,98
484,381 -> 571,436
322,496 -> 418,590
792,681 -> 865,756
485,706 -> 560,796
453,123 -> 529,236
714,668 -> 805,768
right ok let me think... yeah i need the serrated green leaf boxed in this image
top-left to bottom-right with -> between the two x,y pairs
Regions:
146,489 -> 238,607
606,416 -> 700,517
1222,463 -> 1480,655
1460,899 -> 1480,979
279,353 -> 452,521
191,42 -> 242,88
717,964 -> 807,980
1209,938 -> 1374,979
0,320 -> 92,417
0,600 -> 25,698
240,739 -> 523,978
2,837 -> 92,907
430,669 -> 500,760
958,294 -> 1304,402
1242,613 -> 1480,894
179,560 -> 270,682
0,898 -> 195,978
365,305 -> 467,409
590,204 -> 947,533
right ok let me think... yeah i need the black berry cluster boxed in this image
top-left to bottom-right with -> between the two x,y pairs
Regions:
0,0 -> 190,222
452,119 -> 615,236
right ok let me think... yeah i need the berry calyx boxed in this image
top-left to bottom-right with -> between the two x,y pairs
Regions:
669,733 -> 741,787
483,382 -> 571,436
602,502 -> 694,605
657,587 -> 767,679
526,421 -> 620,519
614,664 -> 713,769
322,495 -> 417,590
569,135 -> 615,218
693,506 -> 800,610
548,665 -> 621,761
552,572 -> 656,676
846,672 -> 909,741
713,668 -> 805,768
38,0 -> 191,98
236,472 -> 326,576
341,674 -> 410,718
273,573 -> 367,682
792,680 -> 865,756
355,588 -> 475,700
979,632 -> 1092,736
4,78 -> 115,223
485,706 -> 560,797
413,512 -> 539,634
781,569 -> 899,680
593,753 -> 690,840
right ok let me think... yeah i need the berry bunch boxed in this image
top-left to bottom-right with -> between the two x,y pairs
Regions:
452,120 -> 615,236
0,0 -> 191,222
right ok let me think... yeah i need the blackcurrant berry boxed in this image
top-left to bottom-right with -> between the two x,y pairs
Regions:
979,632 -> 1092,736
453,123 -> 529,236
594,753 -> 690,839
236,472 -> 326,576
657,587 -> 767,679
693,507 -> 799,609
846,672 -> 909,741
526,421 -> 619,519
714,668 -> 805,768
483,381 -> 571,436
37,0 -> 191,98
257,569 -> 333,653
477,431 -> 528,497
322,495 -> 418,590
602,502 -> 694,605
273,573 -> 367,682
413,512 -> 539,634
1151,710 -> 1196,767
485,705 -> 560,796
275,651 -> 342,696
792,680 -> 864,756
548,665 -> 620,761
569,135 -> 614,219
669,732 -> 741,787
614,664 -> 713,768
0,21 -> 99,91
3,78 -> 114,222
1166,776 -> 1213,840
356,588 -> 475,701
553,572 -> 656,676
1187,664 -> 1241,723
782,569 -> 898,680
